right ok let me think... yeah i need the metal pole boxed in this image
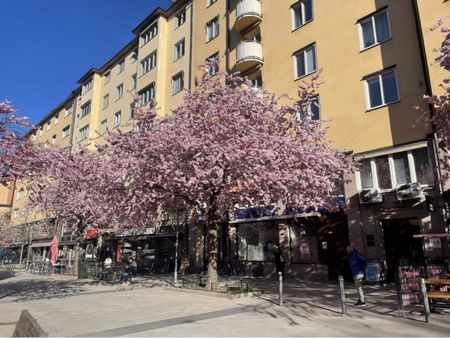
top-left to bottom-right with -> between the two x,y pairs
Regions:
25,225 -> 32,271
174,231 -> 179,286
420,278 -> 431,323
339,275 -> 347,315
278,272 -> 283,306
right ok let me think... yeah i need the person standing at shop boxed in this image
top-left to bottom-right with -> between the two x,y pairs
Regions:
347,246 -> 367,306
273,244 -> 286,277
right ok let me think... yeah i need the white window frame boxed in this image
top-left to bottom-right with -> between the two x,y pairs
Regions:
174,39 -> 185,61
291,0 -> 313,30
140,51 -> 157,76
207,0 -> 217,7
131,74 -> 137,90
172,72 -> 184,95
64,103 -> 73,117
139,82 -> 156,105
141,22 -> 158,46
79,125 -> 89,142
80,101 -> 91,118
355,146 -> 433,191
62,125 -> 70,138
102,94 -> 109,110
100,119 -> 108,135
358,9 -> 391,51
113,111 -> 122,128
104,71 -> 111,84
297,95 -> 320,121
363,68 -> 400,110
82,78 -> 93,94
116,84 -> 123,101
293,43 -> 317,79
206,16 -> 220,42
54,114 -> 59,125
175,9 -> 186,28
117,59 -> 125,74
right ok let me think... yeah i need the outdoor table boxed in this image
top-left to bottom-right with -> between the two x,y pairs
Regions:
425,278 -> 450,286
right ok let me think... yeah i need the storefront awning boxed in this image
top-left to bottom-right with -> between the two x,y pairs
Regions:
229,211 -> 321,224
31,241 -> 52,248
413,233 -> 450,239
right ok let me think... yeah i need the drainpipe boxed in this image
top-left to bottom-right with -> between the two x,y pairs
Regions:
411,0 -> 449,224
225,0 -> 231,72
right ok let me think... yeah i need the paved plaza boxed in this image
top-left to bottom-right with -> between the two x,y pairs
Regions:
0,271 -> 449,337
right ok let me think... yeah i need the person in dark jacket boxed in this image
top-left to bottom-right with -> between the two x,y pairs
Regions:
273,244 -> 286,277
347,246 -> 367,306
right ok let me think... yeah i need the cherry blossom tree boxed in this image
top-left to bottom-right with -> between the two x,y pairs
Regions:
0,101 -> 31,185
423,19 -> 450,174
104,63 -> 354,286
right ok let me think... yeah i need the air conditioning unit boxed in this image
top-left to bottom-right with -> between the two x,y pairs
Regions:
396,182 -> 423,201
359,188 -> 382,204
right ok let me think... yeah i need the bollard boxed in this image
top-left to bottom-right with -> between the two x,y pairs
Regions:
420,278 -> 431,323
278,272 -> 283,306
338,275 -> 347,315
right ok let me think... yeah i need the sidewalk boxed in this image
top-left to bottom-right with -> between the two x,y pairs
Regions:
1,271 -> 449,337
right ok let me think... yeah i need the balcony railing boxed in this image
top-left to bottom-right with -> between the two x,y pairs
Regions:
236,41 -> 264,72
236,0 -> 262,31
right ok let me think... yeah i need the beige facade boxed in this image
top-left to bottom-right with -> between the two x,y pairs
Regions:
4,0 -> 450,278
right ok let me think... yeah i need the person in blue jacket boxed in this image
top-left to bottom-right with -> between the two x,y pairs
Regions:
347,246 -> 367,306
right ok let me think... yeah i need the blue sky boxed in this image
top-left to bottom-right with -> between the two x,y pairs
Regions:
0,0 -> 170,124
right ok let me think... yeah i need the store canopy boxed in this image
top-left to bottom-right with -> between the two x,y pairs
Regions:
413,233 -> 450,239
31,241 -> 52,248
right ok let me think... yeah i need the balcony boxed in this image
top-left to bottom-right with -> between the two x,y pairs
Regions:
236,41 -> 263,72
236,0 -> 262,32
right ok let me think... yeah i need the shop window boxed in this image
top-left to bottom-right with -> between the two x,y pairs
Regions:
238,222 -> 278,262
290,222 -> 319,264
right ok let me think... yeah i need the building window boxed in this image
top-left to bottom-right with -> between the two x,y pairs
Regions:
13,209 -> 19,218
54,114 -> 59,125
104,71 -> 111,84
140,51 -> 157,76
62,125 -> 70,138
141,22 -> 158,46
80,101 -> 91,118
207,0 -> 217,6
117,59 -> 125,74
102,94 -> 109,110
294,44 -> 317,79
52,134 -> 56,144
359,10 -> 391,50
172,72 -> 184,95
175,9 -> 186,28
174,39 -> 185,61
206,16 -> 220,41
16,190 -> 20,200
79,125 -> 89,141
116,84 -> 123,101
129,105 -> 135,120
46,121 -> 51,130
238,223 -> 279,262
364,68 -> 399,109
100,119 -> 107,135
139,82 -> 156,105
356,147 -> 433,190
250,75 -> 263,88
131,74 -> 137,90
114,111 -> 121,128
64,103 -> 73,117
82,78 -> 93,94
291,0 -> 313,30
206,52 -> 219,75
298,96 -> 320,120
131,51 -> 138,63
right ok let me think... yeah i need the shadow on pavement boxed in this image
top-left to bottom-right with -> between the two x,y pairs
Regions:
0,271 -> 16,282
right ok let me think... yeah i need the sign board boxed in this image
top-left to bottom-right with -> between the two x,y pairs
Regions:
397,266 -> 424,307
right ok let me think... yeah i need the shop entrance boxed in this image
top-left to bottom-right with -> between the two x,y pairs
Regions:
382,218 -> 424,282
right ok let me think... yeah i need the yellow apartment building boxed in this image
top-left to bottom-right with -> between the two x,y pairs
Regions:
4,0 -> 450,280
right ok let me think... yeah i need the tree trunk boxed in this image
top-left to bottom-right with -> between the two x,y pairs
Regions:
74,240 -> 81,278
207,204 -> 220,290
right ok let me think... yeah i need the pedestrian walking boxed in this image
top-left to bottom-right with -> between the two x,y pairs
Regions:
347,246 -> 367,306
273,244 -> 286,277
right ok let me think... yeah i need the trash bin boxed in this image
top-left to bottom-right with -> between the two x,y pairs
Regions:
366,262 -> 382,283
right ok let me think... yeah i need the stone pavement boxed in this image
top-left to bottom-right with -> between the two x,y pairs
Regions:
0,271 -> 449,337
